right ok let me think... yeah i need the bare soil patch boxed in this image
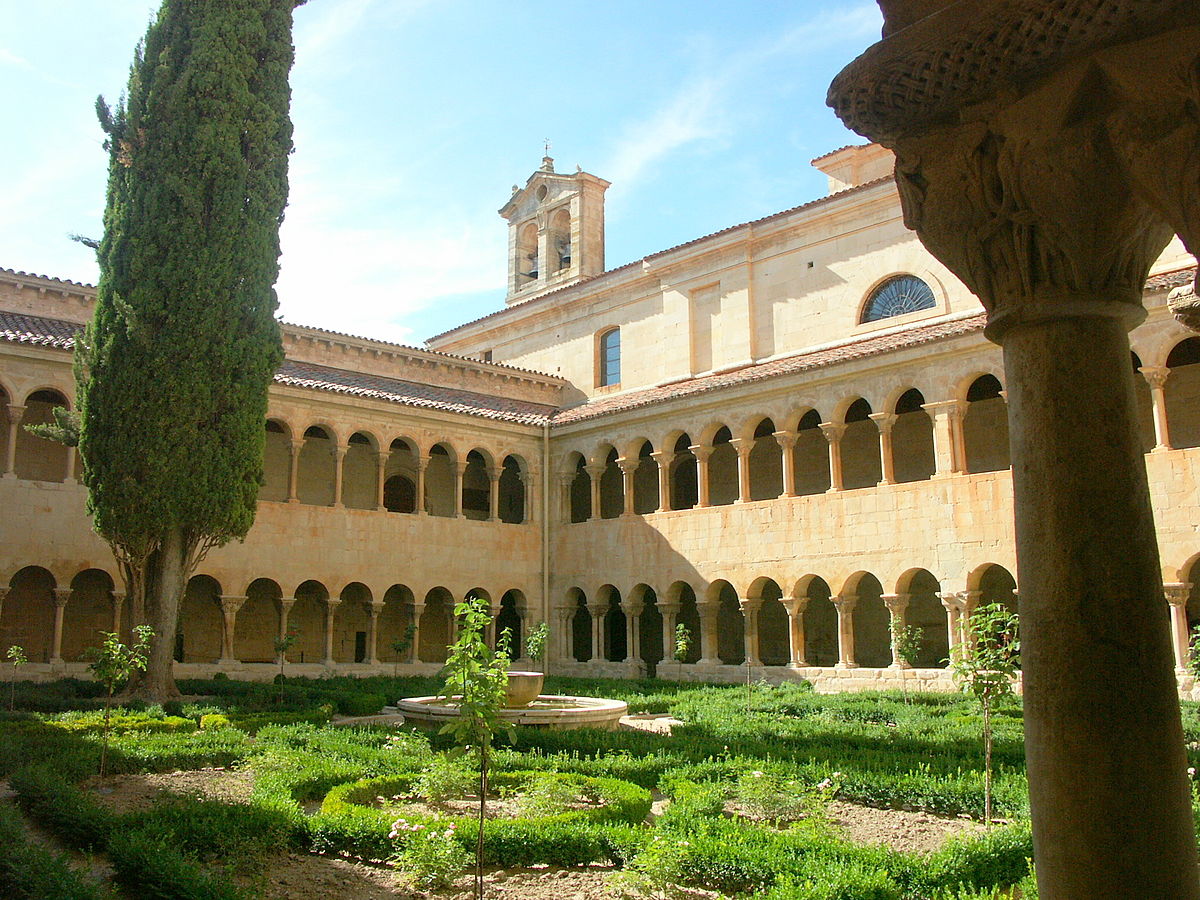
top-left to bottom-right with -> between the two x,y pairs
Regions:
84,766 -> 255,814
827,800 -> 987,855
373,792 -> 599,821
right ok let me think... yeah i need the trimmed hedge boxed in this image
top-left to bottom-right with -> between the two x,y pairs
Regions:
0,803 -> 110,900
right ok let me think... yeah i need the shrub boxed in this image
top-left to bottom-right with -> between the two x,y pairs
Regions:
107,828 -> 246,900
9,764 -> 115,851
199,713 -> 231,731
0,803 -> 109,900
415,753 -> 475,804
390,819 -> 471,890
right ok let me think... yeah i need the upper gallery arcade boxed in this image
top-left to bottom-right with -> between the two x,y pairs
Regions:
1,143 -> 1198,691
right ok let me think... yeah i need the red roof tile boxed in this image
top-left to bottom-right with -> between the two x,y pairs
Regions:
0,310 -> 81,349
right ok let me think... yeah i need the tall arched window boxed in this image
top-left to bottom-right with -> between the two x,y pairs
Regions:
598,327 -> 621,387
860,275 -> 936,324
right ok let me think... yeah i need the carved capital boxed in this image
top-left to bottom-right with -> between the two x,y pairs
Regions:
1140,365 -> 1170,391
5,404 -> 26,426
1164,582 -> 1192,608
882,592 -> 910,615
615,457 -> 638,476
868,412 -> 898,434
688,444 -> 713,463
772,430 -> 798,451
53,588 -> 71,608
220,595 -> 246,616
818,423 -> 845,445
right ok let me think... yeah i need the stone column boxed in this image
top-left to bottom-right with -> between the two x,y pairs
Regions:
739,597 -> 763,667
64,445 -> 76,484
622,599 -> 643,664
332,446 -> 347,508
375,451 -> 389,510
366,601 -> 384,665
650,451 -> 672,512
410,603 -> 424,663
1140,366 -> 1172,452
588,601 -> 607,661
818,424 -> 844,492
107,591 -> 124,635
659,601 -> 681,664
555,605 -> 576,662
830,11 -> 1200,890
585,464 -> 604,520
521,473 -> 535,523
695,599 -> 721,667
287,439 -> 303,502
1165,583 -> 1192,675
452,461 -> 466,518
322,598 -> 340,666
690,445 -> 712,508
774,431 -> 798,497
415,456 -> 428,515
487,466 -> 500,521
869,413 -> 897,486
558,471 -> 575,523
882,593 -> 910,668
783,596 -> 808,667
922,400 -> 964,477
276,598 -> 295,665
729,438 -> 751,503
939,592 -> 963,660
50,588 -> 69,664
616,458 -> 637,516
218,595 -> 246,665
830,595 -> 856,668
3,404 -> 24,478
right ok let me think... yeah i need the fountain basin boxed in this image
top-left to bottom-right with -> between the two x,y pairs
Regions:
504,670 -> 544,707
395,694 -> 628,731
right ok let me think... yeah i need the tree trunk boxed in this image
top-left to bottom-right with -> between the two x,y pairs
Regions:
133,526 -> 189,701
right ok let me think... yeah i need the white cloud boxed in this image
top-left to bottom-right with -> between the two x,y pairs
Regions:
0,47 -> 30,68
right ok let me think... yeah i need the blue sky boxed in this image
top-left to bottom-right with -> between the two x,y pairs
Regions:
1,1 -> 883,345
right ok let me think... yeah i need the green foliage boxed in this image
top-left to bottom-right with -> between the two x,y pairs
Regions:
1189,625 -> 1200,679
24,406 -> 80,447
0,803 -> 110,900
7,644 -> 28,711
525,621 -> 549,665
391,624 -> 417,675
415,753 -> 475,804
673,622 -> 692,663
516,771 -> 583,817
390,819 -> 471,890
107,829 -> 247,900
87,625 -> 153,775
733,769 -> 842,823
9,764 -> 115,851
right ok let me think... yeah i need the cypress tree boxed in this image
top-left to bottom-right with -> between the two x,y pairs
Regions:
77,0 -> 303,699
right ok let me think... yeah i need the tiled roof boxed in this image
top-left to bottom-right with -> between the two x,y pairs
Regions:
550,313 -> 989,425
425,176 -> 898,342
1147,266 -> 1196,291
0,267 -> 95,290
276,360 -> 558,425
0,310 -> 81,349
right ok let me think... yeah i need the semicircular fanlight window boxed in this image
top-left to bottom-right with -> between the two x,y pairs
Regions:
861,275 -> 936,323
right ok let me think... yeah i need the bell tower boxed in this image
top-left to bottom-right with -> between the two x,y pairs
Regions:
499,152 -> 609,304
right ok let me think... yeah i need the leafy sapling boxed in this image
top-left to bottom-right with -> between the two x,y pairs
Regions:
6,645 -> 28,711
273,629 -> 297,704
891,621 -> 923,703
87,625 -> 153,776
391,623 -> 417,677
951,602 -> 1019,826
525,621 -> 549,671
674,622 -> 692,663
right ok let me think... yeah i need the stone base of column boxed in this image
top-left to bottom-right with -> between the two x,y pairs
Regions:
217,657 -> 239,667
695,657 -> 723,669
834,661 -> 858,670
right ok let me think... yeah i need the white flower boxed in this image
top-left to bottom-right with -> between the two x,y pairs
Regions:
751,771 -> 764,778
1189,767 -> 1196,779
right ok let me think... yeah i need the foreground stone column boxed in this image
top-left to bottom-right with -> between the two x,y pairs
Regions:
375,451 -> 389,510
1165,583 -> 1192,675
585,464 -> 604,520
410,602 -> 425,663
830,7 -> 1200,894
322,598 -> 341,666
883,593 -> 910,668
869,413 -> 897,486
616,458 -> 637,516
659,601 -> 681,664
830,595 -> 856,668
50,588 -> 70,664
695,599 -> 721,667
818,424 -> 844,492
367,601 -> 384,665
276,598 -> 295,666
286,439 -> 302,502
332,446 -> 347,508
783,596 -> 808,666
588,602 -> 606,661
690,446 -> 712,508
218,595 -> 245,665
730,439 -> 751,503
774,431 -> 798,497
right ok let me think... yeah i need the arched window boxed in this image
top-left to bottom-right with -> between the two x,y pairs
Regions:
598,327 -> 621,387
861,275 -> 936,324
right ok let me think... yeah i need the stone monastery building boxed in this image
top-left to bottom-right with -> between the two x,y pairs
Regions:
2,144 -> 1198,691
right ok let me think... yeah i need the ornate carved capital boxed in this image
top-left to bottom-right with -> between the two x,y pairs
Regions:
1140,365 -> 1170,391
818,423 -> 845,445
1164,582 -> 1192,608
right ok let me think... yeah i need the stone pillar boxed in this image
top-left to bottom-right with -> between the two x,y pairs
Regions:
818,424 -> 844,492
558,471 -> 575,523
695,599 -> 721,667
64,445 -> 76,483
622,599 -> 643,664
650,451 -> 672,512
939,592 -> 963,660
830,11 -> 1200,890
410,603 -> 424,663
729,438 -> 751,503
521,473 -> 535,523
923,400 -> 964,477
332,446 -> 347,508
585,464 -> 604,520
869,413 -> 897,486
690,445 -> 712,508
366,601 -> 384,665
555,605 -> 576,662
487,466 -> 500,521
375,451 -> 389,510
322,598 -> 341,666
452,460 -> 466,518
1141,366 -> 1172,452
276,598 -> 295,665
415,456 -> 428,516
1165,583 -> 1192,675
287,439 -> 303,502
883,593 -> 910,668
50,588 -> 69,664
739,597 -> 763,667
3,404 -> 24,478
218,595 -> 246,665
659,601 -> 681,664
616,458 -> 637,516
783,596 -> 808,667
830,595 -> 856,668
588,602 -> 607,661
774,431 -> 798,497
